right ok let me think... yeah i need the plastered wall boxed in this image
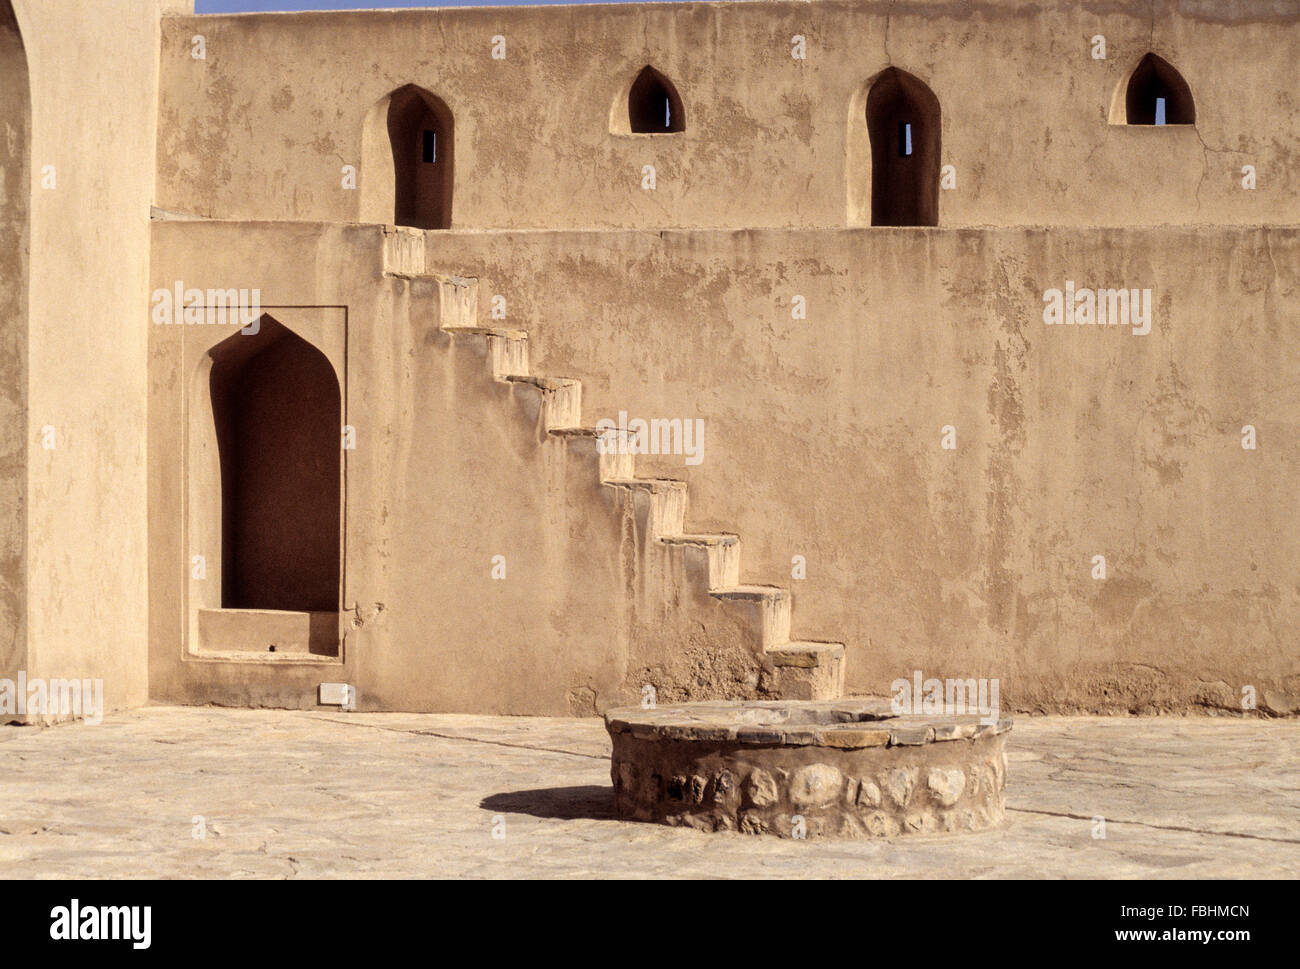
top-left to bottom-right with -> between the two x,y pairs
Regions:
156,0 -> 1300,229
7,0 -> 189,718
148,219 -> 1300,716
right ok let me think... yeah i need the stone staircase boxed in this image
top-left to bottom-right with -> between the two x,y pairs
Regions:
386,236 -> 845,701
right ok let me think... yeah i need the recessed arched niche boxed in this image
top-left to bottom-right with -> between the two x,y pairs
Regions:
847,67 -> 941,227
611,65 -> 685,134
187,314 -> 345,659
360,84 -> 454,228
1111,53 -> 1195,126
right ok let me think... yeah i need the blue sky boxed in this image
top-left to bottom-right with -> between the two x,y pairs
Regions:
197,0 -> 664,10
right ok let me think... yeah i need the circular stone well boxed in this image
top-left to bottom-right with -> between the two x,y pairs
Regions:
605,699 -> 1011,839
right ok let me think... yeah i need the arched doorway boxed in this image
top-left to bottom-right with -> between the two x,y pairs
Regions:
866,68 -> 941,227
208,317 -> 341,613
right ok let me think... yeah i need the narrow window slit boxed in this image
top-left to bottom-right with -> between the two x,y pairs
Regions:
899,122 -> 913,157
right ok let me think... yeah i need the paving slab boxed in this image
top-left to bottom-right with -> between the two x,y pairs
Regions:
0,707 -> 1296,878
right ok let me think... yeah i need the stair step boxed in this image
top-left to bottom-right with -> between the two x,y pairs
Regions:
767,641 -> 845,668
662,533 -> 742,589
605,478 -> 688,538
382,226 -> 426,277
710,585 -> 789,602
442,325 -> 528,340
505,375 -> 580,391
507,374 -> 582,430
710,585 -> 792,650
440,326 -> 529,380
549,425 -> 639,443
764,642 -> 846,702
549,426 -> 638,481
489,333 -> 529,380
660,533 -> 739,548
434,273 -> 478,329
604,477 -> 686,492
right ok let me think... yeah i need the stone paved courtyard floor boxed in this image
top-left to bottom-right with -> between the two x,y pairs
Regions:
1,706 -> 1296,878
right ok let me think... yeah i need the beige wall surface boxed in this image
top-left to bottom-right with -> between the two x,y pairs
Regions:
0,2 -> 29,691
6,0 -> 1294,720
150,222 -> 775,715
149,219 -> 1300,716
156,0 -> 1300,230
10,0 -> 182,717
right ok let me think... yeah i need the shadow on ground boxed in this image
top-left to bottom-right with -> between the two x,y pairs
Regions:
481,785 -> 616,821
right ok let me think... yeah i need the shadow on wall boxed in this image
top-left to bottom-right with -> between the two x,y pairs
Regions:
360,84 -> 454,229
0,1 -> 28,682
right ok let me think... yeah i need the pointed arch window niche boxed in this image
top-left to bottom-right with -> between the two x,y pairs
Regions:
1115,53 -> 1195,126
360,85 -> 454,228
862,67 -> 941,227
612,66 -> 685,134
